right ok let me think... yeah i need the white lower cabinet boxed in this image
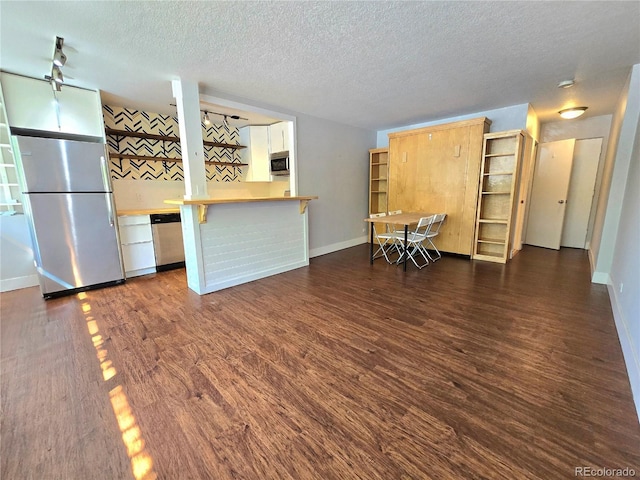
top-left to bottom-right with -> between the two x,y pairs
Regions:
118,215 -> 156,277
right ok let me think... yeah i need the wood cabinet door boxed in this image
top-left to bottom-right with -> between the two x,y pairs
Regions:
389,125 -> 476,255
388,132 -> 423,213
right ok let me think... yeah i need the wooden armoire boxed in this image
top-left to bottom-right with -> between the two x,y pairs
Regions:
387,117 -> 491,256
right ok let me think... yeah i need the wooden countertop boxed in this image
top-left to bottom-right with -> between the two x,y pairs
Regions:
117,208 -> 180,216
163,196 -> 318,223
163,196 -> 317,206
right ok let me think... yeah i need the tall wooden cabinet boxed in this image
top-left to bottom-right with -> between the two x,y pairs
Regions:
388,117 -> 491,255
472,130 -> 525,263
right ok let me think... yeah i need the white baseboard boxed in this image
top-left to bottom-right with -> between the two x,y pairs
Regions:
310,236 -> 367,258
589,248 -> 611,285
0,274 -> 39,293
588,247 -> 596,276
591,270 -> 610,285
607,283 -> 640,423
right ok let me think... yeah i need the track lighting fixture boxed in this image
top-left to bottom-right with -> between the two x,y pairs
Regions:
45,36 -> 66,92
52,66 -> 64,84
53,37 -> 66,67
171,104 -> 250,125
195,109 -> 248,126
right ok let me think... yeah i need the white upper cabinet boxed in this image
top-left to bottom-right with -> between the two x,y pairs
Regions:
268,121 -> 290,154
240,126 -> 271,182
0,72 -> 104,138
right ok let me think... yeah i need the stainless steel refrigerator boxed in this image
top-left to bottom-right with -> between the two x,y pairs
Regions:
14,135 -> 124,298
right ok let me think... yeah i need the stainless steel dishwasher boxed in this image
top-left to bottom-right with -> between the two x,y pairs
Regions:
150,213 -> 185,271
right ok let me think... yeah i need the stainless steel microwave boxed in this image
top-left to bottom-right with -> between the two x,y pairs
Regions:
270,151 -> 290,176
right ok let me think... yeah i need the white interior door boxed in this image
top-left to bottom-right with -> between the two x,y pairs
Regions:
560,138 -> 603,248
525,139 -> 575,250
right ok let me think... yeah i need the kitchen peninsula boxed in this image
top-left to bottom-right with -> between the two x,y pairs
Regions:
165,195 -> 317,294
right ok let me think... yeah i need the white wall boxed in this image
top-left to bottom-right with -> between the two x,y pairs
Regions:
609,115 -> 640,420
376,103 -> 530,147
526,104 -> 540,142
591,65 -> 640,282
0,215 -> 37,292
295,114 -> 375,257
593,64 -> 640,420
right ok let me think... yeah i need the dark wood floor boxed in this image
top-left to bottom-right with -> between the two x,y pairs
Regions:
2,245 -> 639,479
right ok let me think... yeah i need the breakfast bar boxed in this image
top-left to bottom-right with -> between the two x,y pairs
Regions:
164,196 -> 317,294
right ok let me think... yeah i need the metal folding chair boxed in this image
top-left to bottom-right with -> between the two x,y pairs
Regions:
424,213 -> 446,261
399,215 -> 437,269
370,213 -> 397,264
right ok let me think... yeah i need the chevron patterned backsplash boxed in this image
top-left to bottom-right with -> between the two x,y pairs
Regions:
103,105 -> 243,182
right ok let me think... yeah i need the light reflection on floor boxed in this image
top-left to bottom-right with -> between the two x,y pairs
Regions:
77,292 -> 157,480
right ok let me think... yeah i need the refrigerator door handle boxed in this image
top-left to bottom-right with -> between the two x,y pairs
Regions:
100,155 -> 110,192
100,156 -> 114,226
105,193 -> 114,227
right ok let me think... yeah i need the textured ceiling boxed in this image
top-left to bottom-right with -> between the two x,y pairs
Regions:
1,1 -> 639,130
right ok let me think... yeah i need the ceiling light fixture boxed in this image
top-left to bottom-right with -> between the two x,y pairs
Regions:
557,79 -> 575,89
203,111 -> 211,126
559,107 -> 588,119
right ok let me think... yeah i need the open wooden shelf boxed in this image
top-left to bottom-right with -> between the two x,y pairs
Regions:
108,153 -> 247,167
474,250 -> 505,259
476,238 -> 506,245
105,128 -> 246,150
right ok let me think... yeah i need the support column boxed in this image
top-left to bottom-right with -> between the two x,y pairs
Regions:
172,79 -> 207,294
172,78 -> 207,199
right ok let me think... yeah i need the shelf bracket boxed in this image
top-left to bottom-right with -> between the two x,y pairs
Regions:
299,199 -> 310,214
198,204 -> 208,224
